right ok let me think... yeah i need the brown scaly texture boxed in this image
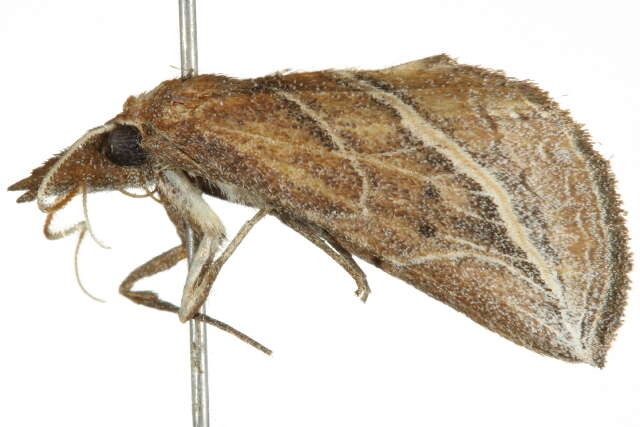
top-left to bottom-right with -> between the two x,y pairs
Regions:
10,55 -> 631,366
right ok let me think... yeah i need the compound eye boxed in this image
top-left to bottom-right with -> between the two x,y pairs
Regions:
104,125 -> 146,166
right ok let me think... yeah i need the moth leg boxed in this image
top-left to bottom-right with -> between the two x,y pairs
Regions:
321,232 -> 371,302
119,245 -> 271,354
119,245 -> 187,311
280,217 -> 370,302
156,171 -> 227,322
179,234 -> 219,320
179,208 -> 271,321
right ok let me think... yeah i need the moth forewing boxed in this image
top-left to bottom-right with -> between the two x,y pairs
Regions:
10,54 -> 631,367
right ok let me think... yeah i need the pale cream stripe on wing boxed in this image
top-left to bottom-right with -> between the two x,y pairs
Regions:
513,95 -> 609,350
390,251 -> 570,346
335,71 -> 565,300
335,70 -> 590,359
391,252 -> 545,299
277,91 -> 371,216
201,124 -> 366,222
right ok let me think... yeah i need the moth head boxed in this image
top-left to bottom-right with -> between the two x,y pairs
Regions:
8,122 -> 153,212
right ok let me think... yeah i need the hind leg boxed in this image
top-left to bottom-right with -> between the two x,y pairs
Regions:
279,216 -> 370,302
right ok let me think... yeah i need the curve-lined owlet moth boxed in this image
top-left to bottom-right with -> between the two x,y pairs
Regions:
9,54 -> 631,367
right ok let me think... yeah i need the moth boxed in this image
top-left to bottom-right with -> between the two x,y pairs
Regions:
9,54 -> 631,367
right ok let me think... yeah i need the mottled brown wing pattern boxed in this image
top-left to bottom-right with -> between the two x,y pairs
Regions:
123,54 -> 630,366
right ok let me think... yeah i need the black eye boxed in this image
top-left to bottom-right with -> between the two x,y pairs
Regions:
104,125 -> 147,166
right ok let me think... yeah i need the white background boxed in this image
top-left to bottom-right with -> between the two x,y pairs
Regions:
1,1 -> 639,426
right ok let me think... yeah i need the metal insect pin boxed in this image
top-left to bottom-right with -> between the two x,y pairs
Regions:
8,53 -> 631,368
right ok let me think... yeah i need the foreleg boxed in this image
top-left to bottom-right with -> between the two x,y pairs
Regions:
119,245 -> 271,354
